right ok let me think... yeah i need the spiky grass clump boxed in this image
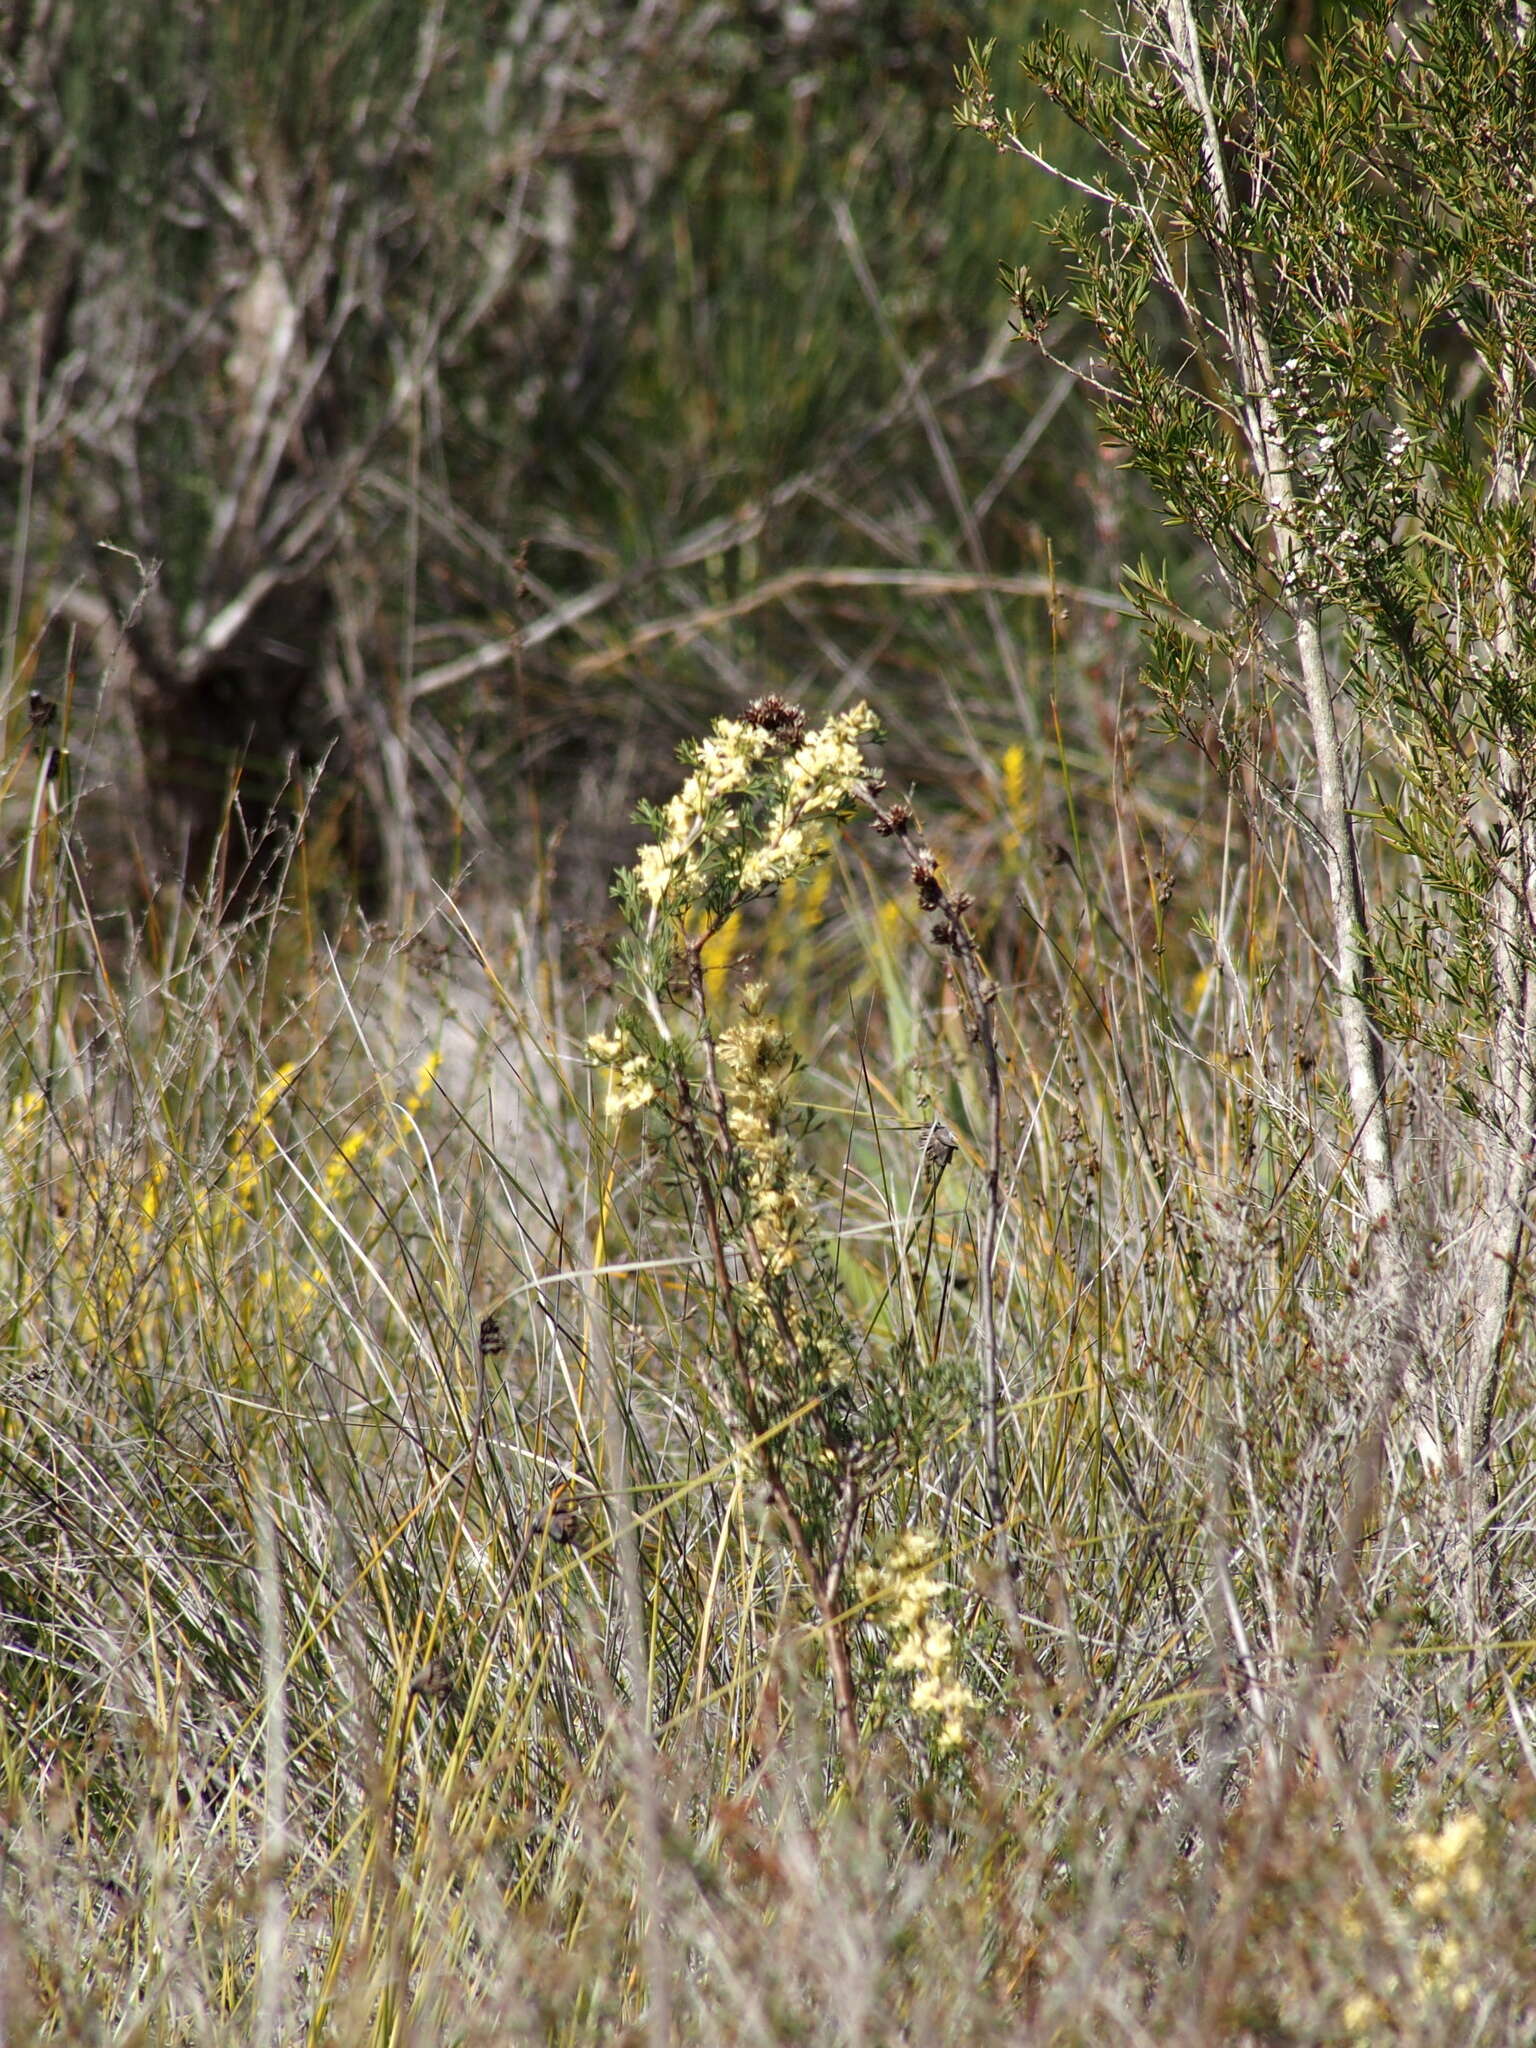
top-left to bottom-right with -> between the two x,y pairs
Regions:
3,704 -> 1536,2044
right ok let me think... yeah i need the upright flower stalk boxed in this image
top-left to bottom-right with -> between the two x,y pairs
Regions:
590,697 -> 883,1776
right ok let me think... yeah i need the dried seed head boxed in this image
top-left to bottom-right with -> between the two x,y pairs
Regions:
539,1498 -> 583,1545
921,1119 -> 957,1182
478,1312 -> 505,1357
742,695 -> 807,745
409,1656 -> 455,1704
910,861 -> 943,910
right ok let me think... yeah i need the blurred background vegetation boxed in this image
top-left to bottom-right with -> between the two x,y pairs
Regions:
2,0 -> 1150,923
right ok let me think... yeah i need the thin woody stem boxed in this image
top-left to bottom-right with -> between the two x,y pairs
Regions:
858,783 -> 1022,1632
1458,329 -> 1536,1657
677,939 -> 863,1779
1162,0 -> 1404,1271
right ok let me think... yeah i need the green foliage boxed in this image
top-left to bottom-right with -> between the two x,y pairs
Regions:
6,0 -> 1119,909
965,4 -> 1536,1064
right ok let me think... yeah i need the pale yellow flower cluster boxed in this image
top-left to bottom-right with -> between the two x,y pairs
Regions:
1340,1811 -> 1487,2038
1407,1809 -> 1485,1915
634,719 -> 775,908
856,1528 -> 977,1752
628,702 -> 879,913
739,704 -> 881,895
586,1025 -> 660,1118
735,1276 -> 854,1410
718,986 -> 813,1275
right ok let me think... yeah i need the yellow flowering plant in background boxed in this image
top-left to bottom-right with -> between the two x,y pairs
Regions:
1,1040 -> 444,1361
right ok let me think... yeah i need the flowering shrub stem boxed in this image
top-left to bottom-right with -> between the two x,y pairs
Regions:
678,940 -> 865,1774
592,698 -> 888,1778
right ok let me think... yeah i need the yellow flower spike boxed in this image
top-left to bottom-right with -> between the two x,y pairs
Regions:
799,862 -> 832,930
323,1126 -> 371,1197
229,1060 -> 304,1203
694,909 -> 742,984
402,1049 -> 443,1117
230,1148 -> 259,1203
366,1049 -> 445,1174
247,1061 -> 302,1156
137,1155 -> 168,1228
1001,742 -> 1026,814
4,1088 -> 45,1141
